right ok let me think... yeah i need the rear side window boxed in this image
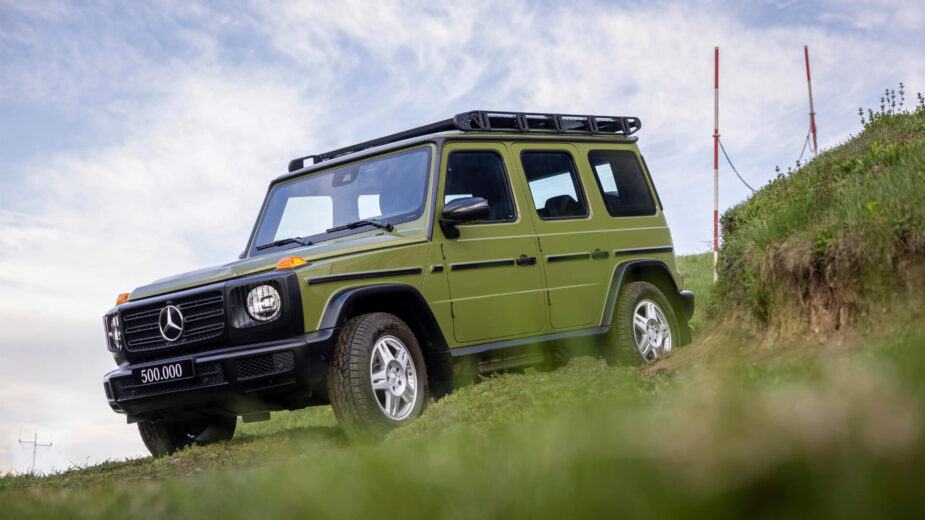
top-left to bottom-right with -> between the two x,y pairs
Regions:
520,152 -> 588,219
588,150 -> 656,217
444,151 -> 516,222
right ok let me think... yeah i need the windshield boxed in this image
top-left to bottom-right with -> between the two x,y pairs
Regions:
251,146 -> 432,255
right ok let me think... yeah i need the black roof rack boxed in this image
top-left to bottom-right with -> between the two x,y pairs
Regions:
288,110 -> 641,172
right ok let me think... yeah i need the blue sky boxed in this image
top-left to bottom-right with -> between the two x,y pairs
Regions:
1,0 -> 923,473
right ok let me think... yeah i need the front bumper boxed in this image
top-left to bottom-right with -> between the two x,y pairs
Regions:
103,330 -> 336,421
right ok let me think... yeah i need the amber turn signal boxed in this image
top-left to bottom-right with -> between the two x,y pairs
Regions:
116,293 -> 130,305
276,256 -> 308,269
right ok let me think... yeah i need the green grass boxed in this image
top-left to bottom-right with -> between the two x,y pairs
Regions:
4,325 -> 925,518
676,252 -> 714,333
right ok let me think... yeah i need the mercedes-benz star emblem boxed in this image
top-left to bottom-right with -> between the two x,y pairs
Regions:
158,305 -> 185,342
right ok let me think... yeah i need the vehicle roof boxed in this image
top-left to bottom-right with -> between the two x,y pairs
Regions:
274,131 -> 639,184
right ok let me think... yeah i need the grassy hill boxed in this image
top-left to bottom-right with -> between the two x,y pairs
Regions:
716,93 -> 925,333
3,91 -> 925,519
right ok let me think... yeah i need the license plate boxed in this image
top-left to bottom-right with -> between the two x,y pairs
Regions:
133,359 -> 195,385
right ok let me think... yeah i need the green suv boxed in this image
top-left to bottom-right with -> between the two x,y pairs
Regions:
102,110 -> 694,455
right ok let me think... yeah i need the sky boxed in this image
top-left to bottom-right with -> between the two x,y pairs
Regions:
1,0 -> 923,474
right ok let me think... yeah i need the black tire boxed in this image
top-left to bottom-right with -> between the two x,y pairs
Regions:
137,417 -> 236,457
328,312 -> 428,440
604,281 -> 680,366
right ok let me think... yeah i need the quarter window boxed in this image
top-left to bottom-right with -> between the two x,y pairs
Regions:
444,151 -> 516,222
520,152 -> 588,219
588,150 -> 657,217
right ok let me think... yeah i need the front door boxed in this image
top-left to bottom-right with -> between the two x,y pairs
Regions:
438,142 -> 547,344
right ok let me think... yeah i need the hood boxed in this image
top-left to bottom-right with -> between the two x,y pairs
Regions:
128,229 -> 427,301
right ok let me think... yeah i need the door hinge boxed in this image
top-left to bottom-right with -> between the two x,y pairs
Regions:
450,301 -> 455,318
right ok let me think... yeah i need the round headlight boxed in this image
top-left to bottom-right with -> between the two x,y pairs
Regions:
246,285 -> 282,322
108,315 -> 123,351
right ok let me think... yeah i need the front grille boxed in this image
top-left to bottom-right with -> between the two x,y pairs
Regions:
111,362 -> 225,400
236,351 -> 295,380
122,291 -> 225,352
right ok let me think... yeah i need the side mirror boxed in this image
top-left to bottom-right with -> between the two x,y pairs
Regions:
439,197 -> 490,239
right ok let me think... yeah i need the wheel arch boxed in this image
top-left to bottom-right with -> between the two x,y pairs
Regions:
320,284 -> 454,397
601,259 -> 693,345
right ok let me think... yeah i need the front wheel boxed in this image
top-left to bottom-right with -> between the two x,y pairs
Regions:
328,312 -> 428,440
605,281 -> 679,365
137,417 -> 235,457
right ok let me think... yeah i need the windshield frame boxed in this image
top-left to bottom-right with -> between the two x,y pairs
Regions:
245,143 -> 436,257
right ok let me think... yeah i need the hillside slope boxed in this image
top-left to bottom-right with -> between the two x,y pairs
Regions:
717,97 -> 925,333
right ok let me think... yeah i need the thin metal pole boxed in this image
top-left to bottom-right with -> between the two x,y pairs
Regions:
713,46 -> 719,283
18,428 -> 52,474
32,431 -> 38,472
804,45 -> 818,158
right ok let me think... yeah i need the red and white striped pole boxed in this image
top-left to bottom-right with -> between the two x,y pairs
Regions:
804,45 -> 818,158
713,46 -> 719,282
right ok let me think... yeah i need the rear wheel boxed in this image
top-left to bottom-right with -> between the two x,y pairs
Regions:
328,312 -> 428,440
605,281 -> 679,365
137,417 -> 235,457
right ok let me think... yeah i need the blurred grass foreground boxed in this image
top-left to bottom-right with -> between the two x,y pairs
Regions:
3,93 -> 925,518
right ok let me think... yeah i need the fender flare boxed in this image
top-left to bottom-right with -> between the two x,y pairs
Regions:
319,283 -> 454,396
601,259 -> 693,344
319,283 -> 441,334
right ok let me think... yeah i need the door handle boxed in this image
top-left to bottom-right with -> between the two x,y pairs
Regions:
516,256 -> 537,266
591,250 -> 609,259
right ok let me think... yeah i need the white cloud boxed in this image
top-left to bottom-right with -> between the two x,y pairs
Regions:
0,0 -> 923,472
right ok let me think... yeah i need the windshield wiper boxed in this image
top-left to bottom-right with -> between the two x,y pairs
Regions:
255,236 -> 314,251
326,219 -> 395,233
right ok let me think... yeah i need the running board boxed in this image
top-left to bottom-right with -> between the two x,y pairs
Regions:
477,352 -> 548,374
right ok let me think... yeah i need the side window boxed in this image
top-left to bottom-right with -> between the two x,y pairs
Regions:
588,150 -> 656,217
444,151 -> 516,222
520,151 -> 588,219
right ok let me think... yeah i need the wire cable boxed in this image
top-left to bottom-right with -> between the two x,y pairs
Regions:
795,125 -> 812,165
717,138 -> 757,193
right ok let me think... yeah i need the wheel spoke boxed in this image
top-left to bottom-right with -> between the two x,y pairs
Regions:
371,369 -> 388,391
646,302 -> 658,321
637,336 -> 650,356
634,313 -> 648,331
395,348 -> 409,370
390,391 -> 402,416
402,385 -> 415,405
376,341 -> 394,364
383,391 -> 394,414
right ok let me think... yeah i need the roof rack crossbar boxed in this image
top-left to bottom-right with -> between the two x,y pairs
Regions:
288,110 -> 641,172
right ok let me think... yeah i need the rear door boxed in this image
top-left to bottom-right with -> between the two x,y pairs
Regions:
512,143 -> 613,329
438,142 -> 547,344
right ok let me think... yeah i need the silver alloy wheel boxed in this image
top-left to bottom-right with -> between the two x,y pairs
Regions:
632,299 -> 672,362
369,334 -> 418,421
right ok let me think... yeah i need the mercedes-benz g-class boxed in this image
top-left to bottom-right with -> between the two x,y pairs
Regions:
102,110 -> 694,455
